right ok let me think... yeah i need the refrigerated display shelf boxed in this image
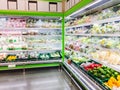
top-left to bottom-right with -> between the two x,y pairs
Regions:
66,34 -> 91,36
65,47 -> 90,57
0,60 -> 61,71
69,49 -> 120,73
0,28 -> 61,30
0,63 -> 60,71
27,42 -> 61,44
66,43 -> 120,53
23,35 -> 62,37
0,60 -> 61,66
66,34 -> 120,37
89,58 -> 120,73
65,47 -> 120,74
65,16 -> 120,29
62,63 -> 83,90
0,49 -> 61,53
63,61 -> 103,90
89,44 -> 120,53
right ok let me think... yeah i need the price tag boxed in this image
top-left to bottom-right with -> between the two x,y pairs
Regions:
8,64 -> 16,68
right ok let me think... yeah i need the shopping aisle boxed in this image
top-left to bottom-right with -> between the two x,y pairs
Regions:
0,68 -> 79,90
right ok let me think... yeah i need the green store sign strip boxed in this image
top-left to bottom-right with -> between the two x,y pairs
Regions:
64,0 -> 93,16
0,10 -> 63,17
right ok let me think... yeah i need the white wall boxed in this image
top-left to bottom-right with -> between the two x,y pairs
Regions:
66,0 -> 70,11
71,0 -> 75,7
57,2 -> 62,12
65,0 -> 80,11
0,0 -> 62,12
0,0 -> 7,10
18,0 -> 26,11
75,0 -> 80,4
38,1 -> 49,12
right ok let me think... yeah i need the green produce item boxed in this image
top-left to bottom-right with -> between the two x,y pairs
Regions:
41,54 -> 46,59
88,66 -> 120,81
72,57 -> 89,64
50,52 -> 60,58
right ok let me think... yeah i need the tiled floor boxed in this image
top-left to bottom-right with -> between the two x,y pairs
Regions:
0,67 -> 78,90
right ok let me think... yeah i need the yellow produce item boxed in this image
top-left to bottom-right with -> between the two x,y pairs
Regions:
116,81 -> 120,87
105,76 -> 120,88
6,55 -> 17,61
117,75 -> 120,81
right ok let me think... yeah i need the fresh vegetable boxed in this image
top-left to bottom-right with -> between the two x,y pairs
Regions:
72,57 -> 89,64
104,75 -> 120,89
88,66 -> 120,81
81,62 -> 102,70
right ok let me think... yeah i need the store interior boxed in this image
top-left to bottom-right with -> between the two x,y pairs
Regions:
0,0 -> 120,90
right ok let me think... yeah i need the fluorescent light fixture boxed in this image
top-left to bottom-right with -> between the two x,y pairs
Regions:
66,0 -> 103,18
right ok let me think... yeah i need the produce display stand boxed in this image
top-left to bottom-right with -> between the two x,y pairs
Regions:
64,0 -> 120,90
0,11 -> 63,70
1,0 -> 120,90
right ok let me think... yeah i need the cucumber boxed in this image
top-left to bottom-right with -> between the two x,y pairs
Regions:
99,68 -> 106,74
101,75 -> 106,79
106,74 -> 110,78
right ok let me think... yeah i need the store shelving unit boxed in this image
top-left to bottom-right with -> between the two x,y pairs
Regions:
1,0 -> 120,89
65,2 -> 120,90
0,16 -> 62,70
63,61 -> 106,90
65,16 -> 120,29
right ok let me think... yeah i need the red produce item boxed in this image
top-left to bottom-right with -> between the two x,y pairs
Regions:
83,63 -> 102,71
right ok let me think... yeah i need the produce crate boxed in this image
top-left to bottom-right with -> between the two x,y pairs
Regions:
80,66 -> 110,90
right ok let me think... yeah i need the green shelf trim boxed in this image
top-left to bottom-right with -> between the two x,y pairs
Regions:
64,0 -> 93,17
24,63 -> 60,69
0,10 -> 63,17
0,65 -> 25,71
62,14 -> 65,62
0,63 -> 60,71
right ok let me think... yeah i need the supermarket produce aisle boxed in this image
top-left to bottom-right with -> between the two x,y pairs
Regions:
0,67 -> 78,90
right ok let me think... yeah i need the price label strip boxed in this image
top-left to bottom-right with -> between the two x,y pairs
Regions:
8,64 -> 16,68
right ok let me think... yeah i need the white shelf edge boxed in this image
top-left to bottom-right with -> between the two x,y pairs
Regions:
66,34 -> 90,36
64,61 -> 102,90
66,34 -> 120,37
0,28 -> 61,30
65,16 -> 120,29
0,49 -> 61,53
27,42 -> 61,44
0,60 -> 62,66
23,35 -> 62,37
